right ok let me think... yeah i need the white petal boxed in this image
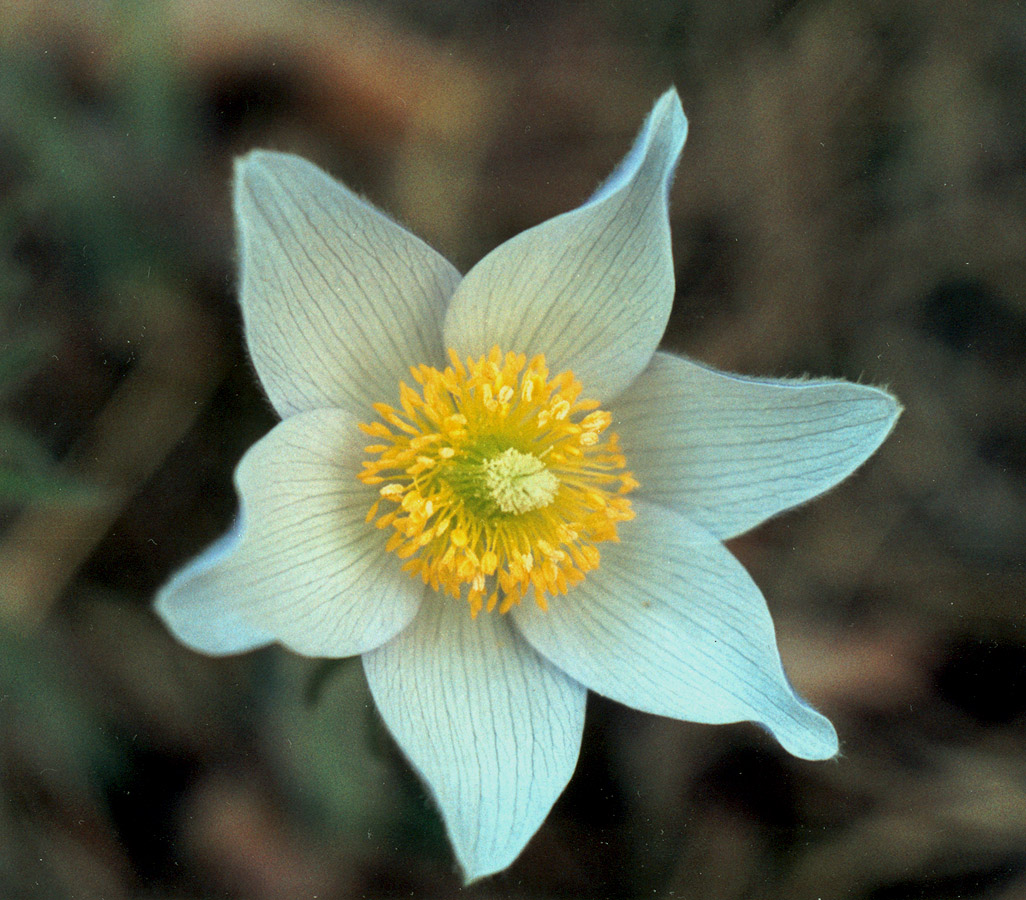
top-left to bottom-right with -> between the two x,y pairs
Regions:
155,520 -> 275,655
442,89 -> 687,401
610,352 -> 902,539
512,501 -> 838,760
155,409 -> 423,658
235,151 -> 461,418
363,596 -> 586,883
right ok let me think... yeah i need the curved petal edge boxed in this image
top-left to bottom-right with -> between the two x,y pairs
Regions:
235,151 -> 460,418
611,352 -> 902,539
155,519 -> 275,656
157,409 -> 424,660
364,597 -> 587,882
443,89 -> 688,401
513,500 -> 838,761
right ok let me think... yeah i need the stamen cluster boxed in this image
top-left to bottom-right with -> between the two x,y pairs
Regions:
359,347 -> 636,616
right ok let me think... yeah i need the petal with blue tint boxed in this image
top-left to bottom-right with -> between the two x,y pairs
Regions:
610,352 -> 902,539
156,409 -> 423,658
512,500 -> 838,760
155,519 -> 275,656
443,89 -> 687,401
363,596 -> 586,882
235,151 -> 461,418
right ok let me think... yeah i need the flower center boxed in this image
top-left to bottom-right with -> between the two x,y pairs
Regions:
482,448 -> 558,514
359,347 -> 637,617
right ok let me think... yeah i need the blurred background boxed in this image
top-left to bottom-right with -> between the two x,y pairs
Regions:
1,0 -> 1025,897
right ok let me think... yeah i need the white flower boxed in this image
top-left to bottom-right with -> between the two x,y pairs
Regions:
156,89 -> 900,882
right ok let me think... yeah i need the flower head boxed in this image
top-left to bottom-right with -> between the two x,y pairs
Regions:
156,89 -> 900,882
360,346 -> 636,616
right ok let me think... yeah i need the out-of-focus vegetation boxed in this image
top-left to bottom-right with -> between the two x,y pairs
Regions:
0,0 -> 1024,897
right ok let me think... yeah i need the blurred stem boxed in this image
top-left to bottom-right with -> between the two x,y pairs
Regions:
0,289 -> 226,632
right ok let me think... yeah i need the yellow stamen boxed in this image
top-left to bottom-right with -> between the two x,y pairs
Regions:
359,346 -> 636,616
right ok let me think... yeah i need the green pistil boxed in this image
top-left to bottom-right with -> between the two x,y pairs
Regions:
444,442 -> 558,518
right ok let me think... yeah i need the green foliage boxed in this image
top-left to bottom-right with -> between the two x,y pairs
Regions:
0,420 -> 98,505
268,656 -> 403,833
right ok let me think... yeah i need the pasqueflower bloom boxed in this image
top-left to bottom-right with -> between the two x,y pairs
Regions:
156,89 -> 900,881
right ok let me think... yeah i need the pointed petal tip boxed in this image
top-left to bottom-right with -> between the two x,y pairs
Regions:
586,85 -> 686,215
364,603 -> 584,889
234,147 -> 283,169
767,702 -> 840,761
457,851 -> 515,886
443,85 -> 688,400
233,149 -> 295,195
653,85 -> 689,146
611,357 -> 903,539
854,381 -> 904,453
451,811 -> 550,883
151,520 -> 273,657
234,150 -> 330,203
154,571 -> 275,658
232,150 -> 275,213
232,148 -> 266,182
876,384 -> 904,427
630,89 -> 686,185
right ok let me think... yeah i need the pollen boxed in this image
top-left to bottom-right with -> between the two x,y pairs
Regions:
359,347 -> 636,617
482,448 -> 558,514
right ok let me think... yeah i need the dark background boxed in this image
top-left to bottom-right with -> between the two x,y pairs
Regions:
1,1 -> 1025,897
